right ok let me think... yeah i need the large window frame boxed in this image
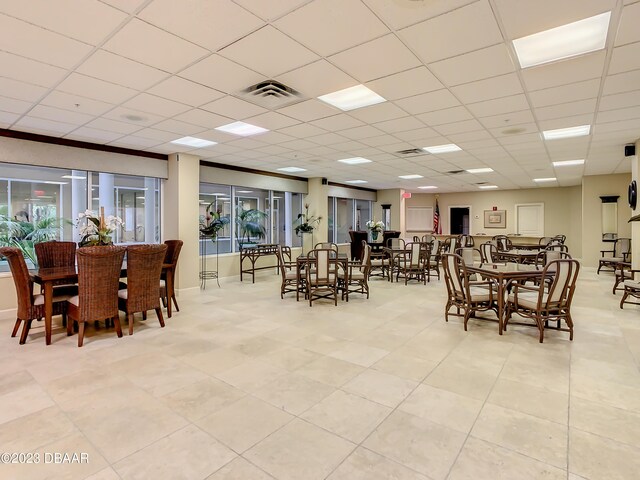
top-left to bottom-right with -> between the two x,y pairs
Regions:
327,197 -> 373,244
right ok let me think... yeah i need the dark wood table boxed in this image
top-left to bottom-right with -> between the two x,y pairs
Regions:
296,253 -> 348,301
30,263 -> 170,345
465,262 -> 545,335
497,249 -> 540,264
239,244 -> 279,283
382,247 -> 409,282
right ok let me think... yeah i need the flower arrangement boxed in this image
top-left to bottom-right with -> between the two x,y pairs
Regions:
77,208 -> 123,247
366,220 -> 385,241
199,202 -> 230,240
294,203 -> 322,235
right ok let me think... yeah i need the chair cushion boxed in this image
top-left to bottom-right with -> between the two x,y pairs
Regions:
67,295 -> 79,307
600,257 -> 624,263
339,271 -> 365,280
469,286 -> 494,302
508,291 -> 546,310
623,280 -> 640,290
284,272 -> 298,280
370,259 -> 387,266
34,293 -> 73,305
118,289 -> 128,300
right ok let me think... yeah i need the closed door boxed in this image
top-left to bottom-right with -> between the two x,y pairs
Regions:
516,204 -> 544,236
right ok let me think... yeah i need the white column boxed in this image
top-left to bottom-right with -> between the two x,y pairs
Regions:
70,169 -> 87,242
304,178 -> 329,243
98,172 -> 115,217
285,191 -> 293,246
144,176 -> 156,243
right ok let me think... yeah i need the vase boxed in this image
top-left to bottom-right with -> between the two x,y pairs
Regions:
301,231 -> 314,256
371,231 -> 379,241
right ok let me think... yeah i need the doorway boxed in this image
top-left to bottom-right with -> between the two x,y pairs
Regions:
450,207 -> 470,235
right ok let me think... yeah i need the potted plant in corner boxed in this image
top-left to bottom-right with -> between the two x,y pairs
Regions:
294,203 -> 322,255
236,207 -> 267,249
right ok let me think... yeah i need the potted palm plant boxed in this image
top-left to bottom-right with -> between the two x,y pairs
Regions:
236,207 -> 267,249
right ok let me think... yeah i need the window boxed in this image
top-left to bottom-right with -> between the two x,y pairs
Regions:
327,197 -> 373,243
236,186 -> 269,247
0,162 -> 162,271
199,184 -> 232,254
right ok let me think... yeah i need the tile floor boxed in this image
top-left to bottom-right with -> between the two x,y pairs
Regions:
0,266 -> 639,479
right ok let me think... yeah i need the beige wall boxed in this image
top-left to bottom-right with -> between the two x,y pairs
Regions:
373,189 -> 404,231
403,186 -> 583,257
581,173 -> 631,267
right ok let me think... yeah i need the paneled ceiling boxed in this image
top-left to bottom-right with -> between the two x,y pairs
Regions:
0,0 -> 639,192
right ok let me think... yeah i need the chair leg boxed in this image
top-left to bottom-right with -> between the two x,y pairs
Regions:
620,290 -> 629,309
67,316 -> 73,336
171,295 -> 180,312
19,319 -> 32,344
77,322 -> 85,347
113,316 -> 123,338
142,311 -> 147,321
463,309 -> 471,331
156,307 -> 165,328
11,318 -> 21,338
128,313 -> 134,336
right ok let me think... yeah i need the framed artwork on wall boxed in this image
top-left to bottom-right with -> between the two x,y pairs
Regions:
484,209 -> 506,228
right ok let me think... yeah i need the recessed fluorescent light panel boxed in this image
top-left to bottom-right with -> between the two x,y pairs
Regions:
318,84 -> 386,111
513,11 -> 611,68
553,159 -> 585,167
398,174 -> 424,180
215,121 -> 268,136
423,144 -> 461,154
542,125 -> 591,140
345,180 -> 368,184
277,167 -> 307,173
338,157 -> 372,165
418,186 -> 438,189
236,190 -> 253,194
61,175 -> 86,180
466,168 -> 494,174
170,136 -> 217,148
479,185 -> 498,189
534,177 -> 557,182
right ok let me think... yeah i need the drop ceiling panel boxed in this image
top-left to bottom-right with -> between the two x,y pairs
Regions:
85,117 -> 144,135
310,114 -> 365,131
29,105 -> 94,125
349,102 -> 407,123
478,110 -> 536,129
0,95 -> 34,115
278,123 -> 326,138
201,95 -> 267,120
535,99 -> 597,121
103,107 -> 165,127
0,77 -> 47,103
77,50 -> 168,90
395,89 -> 460,115
0,14 -> 93,69
139,0 -> 264,51
41,91 -> 115,119
615,2 -> 640,46
233,0 -> 311,21
528,79 -> 601,108
522,52 -> 606,91
274,0 -> 389,57
244,111 -> 300,130
467,94 -> 530,117
15,116 -> 78,135
450,73 -> 524,104
66,127 -> 123,143
0,51 -> 67,88
609,41 -> 640,75
429,44 -> 516,86
399,0 -> 503,64
56,73 -> 138,104
599,90 -> 640,111
363,0 -> 477,30
151,118 -> 207,136
416,106 -> 474,127
179,55 -> 263,94
328,34 -> 421,82
434,119 -> 484,135
173,109 -> 232,128
148,77 -> 225,107
339,125 -> 385,140
122,93 -> 192,117
276,99 -> 337,122
219,25 -> 319,78
278,59 -> 357,98
366,67 -> 443,101
373,116 -> 424,134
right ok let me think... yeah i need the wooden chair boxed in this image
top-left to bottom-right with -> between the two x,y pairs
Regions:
160,239 -> 183,317
505,258 -> 580,343
314,242 -> 339,253
426,239 -> 440,281
480,242 -> 498,265
118,244 -> 167,335
339,241 -> 371,301
460,234 -> 474,247
0,247 -> 70,344
597,238 -> 630,274
34,240 -> 78,301
619,270 -> 640,308
348,231 -> 368,260
493,235 -> 512,252
442,253 -> 498,331
306,248 -> 338,306
66,246 -> 126,347
396,242 -> 427,285
276,245 -> 302,300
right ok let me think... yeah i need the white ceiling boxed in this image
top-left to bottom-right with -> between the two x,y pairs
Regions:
0,0 -> 639,192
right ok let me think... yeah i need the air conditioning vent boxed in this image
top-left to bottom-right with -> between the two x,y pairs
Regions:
446,170 -> 465,175
475,182 -> 488,185
238,80 -> 304,109
396,148 -> 424,155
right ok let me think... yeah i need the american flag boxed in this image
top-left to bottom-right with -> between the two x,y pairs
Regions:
433,199 -> 442,234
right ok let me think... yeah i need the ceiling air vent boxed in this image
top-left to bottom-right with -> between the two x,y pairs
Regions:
475,182 -> 488,185
396,148 -> 424,155
238,80 -> 305,109
446,170 -> 465,175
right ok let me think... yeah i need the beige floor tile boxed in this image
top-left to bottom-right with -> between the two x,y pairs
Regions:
196,395 -> 293,453
301,390 -> 392,443
498,356 -> 570,394
0,406 -> 76,452
0,382 -> 55,425
261,346 -> 321,371
371,352 -> 438,382
245,418 -> 355,480
423,363 -> 497,401
114,424 -> 236,480
328,342 -> 390,367
180,348 -> 249,376
570,396 -> 640,448
471,403 -> 568,469
0,369 -> 34,395
295,356 -> 364,387
214,359 -> 288,392
571,373 -> 640,412
160,378 -> 245,421
398,384 -> 483,433
343,369 -> 418,408
570,428 -> 640,480
487,378 -> 569,424
231,335 -> 288,357
206,457 -> 275,479
448,436 -> 566,480
252,372 -> 335,415
296,333 -> 351,355
363,410 -> 467,480
327,447 -> 429,480
85,467 -> 121,480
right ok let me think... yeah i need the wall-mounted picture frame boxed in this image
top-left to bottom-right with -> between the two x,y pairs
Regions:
484,209 -> 506,228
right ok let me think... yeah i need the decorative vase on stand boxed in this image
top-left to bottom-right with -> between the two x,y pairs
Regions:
371,231 -> 379,242
301,231 -> 314,256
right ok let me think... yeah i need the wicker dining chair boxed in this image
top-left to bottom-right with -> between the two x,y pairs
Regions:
339,241 -> 371,301
396,242 -> 428,285
118,244 -> 167,335
34,241 -> 78,298
306,248 -> 338,306
1,247 -> 70,344
276,245 -> 302,300
597,237 -> 630,274
66,245 -> 126,347
426,238 -> 441,281
160,239 -> 183,318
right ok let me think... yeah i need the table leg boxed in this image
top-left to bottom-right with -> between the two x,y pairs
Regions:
497,280 -> 504,335
166,271 -> 173,318
44,281 -> 53,345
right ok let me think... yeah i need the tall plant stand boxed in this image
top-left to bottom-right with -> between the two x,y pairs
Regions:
200,234 -> 220,289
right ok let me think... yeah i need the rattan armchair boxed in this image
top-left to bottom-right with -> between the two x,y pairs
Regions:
160,239 -> 183,318
339,241 -> 371,301
479,242 -> 498,265
118,244 -> 167,335
396,242 -> 428,284
442,253 -> 498,331
505,258 -> 580,343
426,239 -> 440,281
306,248 -> 338,306
276,245 -> 302,300
597,238 -> 630,274
66,245 -> 126,347
1,247 -> 70,344
34,240 -> 78,301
